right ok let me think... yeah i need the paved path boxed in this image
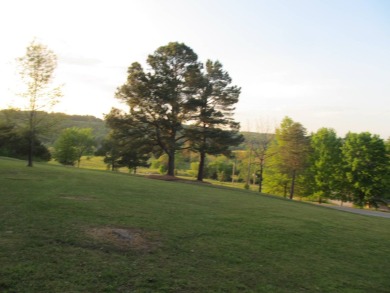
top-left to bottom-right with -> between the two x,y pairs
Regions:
321,205 -> 390,219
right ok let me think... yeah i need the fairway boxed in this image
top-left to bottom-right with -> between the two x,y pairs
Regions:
1,157 -> 389,292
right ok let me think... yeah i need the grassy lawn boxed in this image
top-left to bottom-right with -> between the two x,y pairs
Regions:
1,157 -> 389,292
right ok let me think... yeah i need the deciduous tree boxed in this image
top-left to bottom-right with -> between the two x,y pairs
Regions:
308,128 -> 342,203
17,39 -> 62,166
53,127 -> 95,167
341,132 -> 388,207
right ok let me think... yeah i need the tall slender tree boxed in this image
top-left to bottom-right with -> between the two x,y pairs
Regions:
268,117 -> 310,199
309,128 -> 342,203
253,132 -> 275,193
114,42 -> 201,176
17,40 -> 61,167
17,39 -> 62,167
187,60 -> 243,181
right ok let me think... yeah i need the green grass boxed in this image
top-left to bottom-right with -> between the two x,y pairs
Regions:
1,157 -> 389,292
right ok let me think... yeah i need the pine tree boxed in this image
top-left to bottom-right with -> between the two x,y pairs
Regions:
187,60 -> 243,181
114,43 -> 201,176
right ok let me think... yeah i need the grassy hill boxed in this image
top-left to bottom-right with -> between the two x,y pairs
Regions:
1,157 -> 389,292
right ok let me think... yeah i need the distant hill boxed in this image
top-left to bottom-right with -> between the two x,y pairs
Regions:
0,110 -> 275,149
0,110 -> 108,145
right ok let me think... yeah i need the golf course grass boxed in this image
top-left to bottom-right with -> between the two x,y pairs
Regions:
1,157 -> 389,292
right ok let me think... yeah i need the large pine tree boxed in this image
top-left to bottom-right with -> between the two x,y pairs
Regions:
114,43 -> 201,176
187,60 -> 243,181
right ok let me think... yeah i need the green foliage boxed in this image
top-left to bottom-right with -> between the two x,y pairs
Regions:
114,42 -> 201,176
0,109 -> 107,146
251,133 -> 275,192
0,121 -> 51,161
341,132 -> 389,207
104,109 -> 153,173
207,155 -> 233,181
53,127 -> 95,166
186,60 -> 243,181
265,117 -> 310,199
307,128 -> 343,202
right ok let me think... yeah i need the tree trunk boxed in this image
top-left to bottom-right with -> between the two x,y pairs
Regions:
167,152 -> 175,176
27,111 -> 35,167
197,151 -> 206,181
258,162 -> 264,193
246,146 -> 252,187
231,159 -> 236,184
283,183 -> 287,198
27,133 -> 34,167
289,169 -> 296,199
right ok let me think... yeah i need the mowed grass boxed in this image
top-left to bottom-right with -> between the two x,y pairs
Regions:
1,157 -> 389,292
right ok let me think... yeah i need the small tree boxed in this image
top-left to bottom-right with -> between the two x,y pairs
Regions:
253,133 -> 275,193
54,127 -> 95,167
17,39 -> 62,167
105,109 -> 153,173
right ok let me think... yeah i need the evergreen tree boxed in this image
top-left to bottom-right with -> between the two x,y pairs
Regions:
114,42 -> 201,176
186,60 -> 243,181
105,109 -> 152,173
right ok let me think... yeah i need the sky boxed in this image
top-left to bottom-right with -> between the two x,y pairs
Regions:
0,0 -> 389,138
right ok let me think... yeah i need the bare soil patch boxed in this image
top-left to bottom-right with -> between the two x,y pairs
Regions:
59,194 -> 96,201
87,227 -> 161,251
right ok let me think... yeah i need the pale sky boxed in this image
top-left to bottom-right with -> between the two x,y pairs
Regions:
0,0 -> 389,138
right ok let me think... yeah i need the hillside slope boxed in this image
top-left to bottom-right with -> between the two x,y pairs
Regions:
1,157 -> 389,292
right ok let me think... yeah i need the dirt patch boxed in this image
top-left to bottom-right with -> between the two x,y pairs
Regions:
87,227 -> 161,251
59,194 -> 96,201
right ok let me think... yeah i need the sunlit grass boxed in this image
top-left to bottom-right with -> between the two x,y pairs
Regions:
1,157 -> 389,292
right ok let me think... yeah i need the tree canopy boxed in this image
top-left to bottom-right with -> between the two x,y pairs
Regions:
53,127 -> 95,167
110,42 -> 242,176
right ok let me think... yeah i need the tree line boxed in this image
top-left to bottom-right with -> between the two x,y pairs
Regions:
254,117 -> 390,207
